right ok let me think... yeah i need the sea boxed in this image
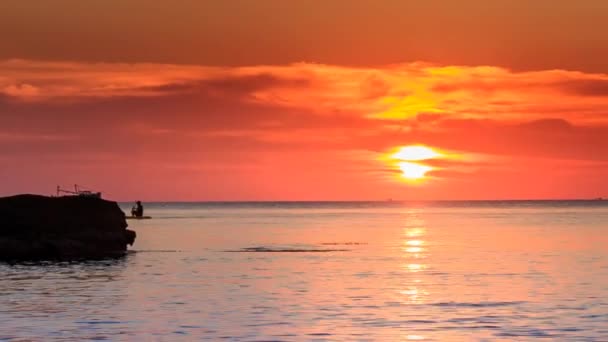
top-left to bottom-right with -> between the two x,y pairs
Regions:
1,201 -> 608,341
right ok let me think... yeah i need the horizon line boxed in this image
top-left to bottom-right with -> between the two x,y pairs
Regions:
1,193 -> 604,203
112,198 -> 605,203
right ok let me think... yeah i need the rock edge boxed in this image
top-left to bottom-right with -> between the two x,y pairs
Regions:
0,194 -> 136,260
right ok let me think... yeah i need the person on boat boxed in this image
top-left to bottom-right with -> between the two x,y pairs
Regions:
131,201 -> 144,217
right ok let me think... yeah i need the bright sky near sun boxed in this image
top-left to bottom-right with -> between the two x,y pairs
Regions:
1,1 -> 608,200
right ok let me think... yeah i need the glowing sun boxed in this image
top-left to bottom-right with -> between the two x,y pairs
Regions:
393,145 -> 441,161
398,161 -> 432,180
391,145 -> 442,181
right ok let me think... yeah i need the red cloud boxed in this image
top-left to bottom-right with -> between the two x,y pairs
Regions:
2,60 -> 608,199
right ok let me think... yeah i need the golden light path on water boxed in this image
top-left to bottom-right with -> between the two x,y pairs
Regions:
401,215 -> 430,341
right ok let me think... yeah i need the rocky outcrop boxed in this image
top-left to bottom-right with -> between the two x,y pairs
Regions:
0,194 -> 136,260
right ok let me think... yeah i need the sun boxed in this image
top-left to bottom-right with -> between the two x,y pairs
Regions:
387,145 -> 443,182
392,145 -> 441,161
398,161 -> 433,180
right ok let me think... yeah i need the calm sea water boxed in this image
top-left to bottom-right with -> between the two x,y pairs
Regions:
1,201 -> 608,341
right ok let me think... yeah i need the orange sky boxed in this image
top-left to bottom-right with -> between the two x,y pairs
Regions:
1,1 -> 608,200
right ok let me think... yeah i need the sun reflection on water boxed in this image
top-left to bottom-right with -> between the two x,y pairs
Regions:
402,229 -> 427,255
405,227 -> 426,237
399,285 -> 429,304
404,246 -> 425,253
405,263 -> 426,272
400,225 -> 430,305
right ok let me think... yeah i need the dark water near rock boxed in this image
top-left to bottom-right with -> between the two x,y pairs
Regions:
1,201 -> 608,340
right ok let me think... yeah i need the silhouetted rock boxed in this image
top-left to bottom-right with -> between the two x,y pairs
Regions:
0,194 -> 136,260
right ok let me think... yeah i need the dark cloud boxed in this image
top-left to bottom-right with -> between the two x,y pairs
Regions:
201,74 -> 309,94
0,76 -> 382,164
414,118 -> 608,161
559,79 -> 608,96
332,115 -> 608,163
0,93 -> 13,105
434,77 -> 608,100
138,73 -> 310,98
515,118 -> 573,131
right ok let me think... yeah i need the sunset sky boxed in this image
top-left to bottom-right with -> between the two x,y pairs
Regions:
2,0 -> 608,200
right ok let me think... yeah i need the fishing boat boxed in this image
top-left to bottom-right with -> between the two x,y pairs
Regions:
56,185 -> 102,199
